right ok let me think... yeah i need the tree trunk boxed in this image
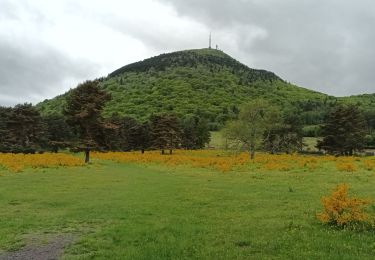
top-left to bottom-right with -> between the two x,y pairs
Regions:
250,150 -> 255,160
85,148 -> 90,163
250,143 -> 255,160
161,149 -> 165,155
169,149 -> 173,155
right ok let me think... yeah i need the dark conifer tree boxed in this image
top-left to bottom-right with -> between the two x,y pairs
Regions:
317,105 -> 367,155
181,115 -> 211,149
0,107 -> 12,152
129,122 -> 151,153
0,104 -> 46,153
150,113 -> 181,154
44,114 -> 75,153
64,80 -> 111,163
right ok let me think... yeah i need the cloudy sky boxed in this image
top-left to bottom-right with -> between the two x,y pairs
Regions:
1,0 -> 374,106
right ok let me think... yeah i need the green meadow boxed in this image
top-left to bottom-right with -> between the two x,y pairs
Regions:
1,158 -> 375,259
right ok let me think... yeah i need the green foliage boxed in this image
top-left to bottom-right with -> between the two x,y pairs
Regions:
64,80 -> 112,161
263,109 -> 304,154
223,99 -> 280,159
302,125 -> 322,137
365,133 -> 375,148
150,113 -> 182,153
103,115 -> 150,152
37,49 -> 341,129
36,49 -> 375,138
0,104 -> 47,153
43,114 -> 75,152
318,105 -> 367,155
181,114 -> 211,149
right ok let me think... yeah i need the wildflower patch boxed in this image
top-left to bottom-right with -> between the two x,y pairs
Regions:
0,153 -> 85,172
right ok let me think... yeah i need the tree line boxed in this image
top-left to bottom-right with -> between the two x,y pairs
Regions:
0,81 -> 211,162
223,99 -> 372,159
0,80 -> 373,162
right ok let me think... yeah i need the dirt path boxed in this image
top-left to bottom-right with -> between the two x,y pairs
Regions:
0,234 -> 75,260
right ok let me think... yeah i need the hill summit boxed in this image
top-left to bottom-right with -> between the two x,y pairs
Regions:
38,48 -> 334,129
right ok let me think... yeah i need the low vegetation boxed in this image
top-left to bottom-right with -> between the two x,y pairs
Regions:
0,153 -> 84,172
317,184 -> 372,227
0,152 -> 375,259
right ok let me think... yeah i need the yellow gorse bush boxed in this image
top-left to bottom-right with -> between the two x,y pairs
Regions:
92,150 -> 375,173
363,160 -> 374,171
334,157 -> 356,172
317,184 -> 371,227
0,153 -> 85,172
92,150 -> 249,172
2,150 -> 373,173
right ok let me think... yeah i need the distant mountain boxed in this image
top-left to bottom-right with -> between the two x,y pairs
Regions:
37,48 -> 373,129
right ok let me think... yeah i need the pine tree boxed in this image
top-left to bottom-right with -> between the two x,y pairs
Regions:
44,114 -> 75,153
150,114 -> 181,154
181,115 -> 210,149
317,105 -> 367,155
0,104 -> 46,153
129,122 -> 151,153
64,80 -> 111,163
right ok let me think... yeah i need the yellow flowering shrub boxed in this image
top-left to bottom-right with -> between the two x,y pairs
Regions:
263,161 -> 290,171
92,150 -> 374,173
0,153 -> 85,172
1,150 -> 372,174
334,157 -> 357,172
317,184 -> 371,227
336,162 -> 357,172
92,150 -> 249,172
363,160 -> 374,171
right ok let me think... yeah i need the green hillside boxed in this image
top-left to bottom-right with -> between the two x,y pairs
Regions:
37,48 -> 372,129
340,93 -> 375,108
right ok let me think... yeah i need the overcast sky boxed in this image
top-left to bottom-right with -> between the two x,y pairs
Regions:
1,0 -> 374,106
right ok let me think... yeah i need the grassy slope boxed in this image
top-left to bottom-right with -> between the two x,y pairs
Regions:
1,160 -> 375,259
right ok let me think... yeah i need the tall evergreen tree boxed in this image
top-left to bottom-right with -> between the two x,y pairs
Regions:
150,114 -> 181,154
129,122 -> 151,153
64,80 -> 111,163
181,115 -> 211,149
0,107 -> 12,152
0,104 -> 46,153
317,105 -> 367,155
103,115 -> 141,152
44,114 -> 75,153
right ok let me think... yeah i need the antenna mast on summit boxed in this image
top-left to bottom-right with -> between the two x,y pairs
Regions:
209,32 -> 212,49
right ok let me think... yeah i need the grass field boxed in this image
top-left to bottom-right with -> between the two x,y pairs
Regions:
0,152 -> 375,259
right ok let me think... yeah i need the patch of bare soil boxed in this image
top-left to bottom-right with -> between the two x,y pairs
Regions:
0,234 -> 75,260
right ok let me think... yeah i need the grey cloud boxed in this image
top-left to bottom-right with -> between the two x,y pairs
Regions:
160,0 -> 375,96
0,40 -> 99,106
0,0 -> 18,20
